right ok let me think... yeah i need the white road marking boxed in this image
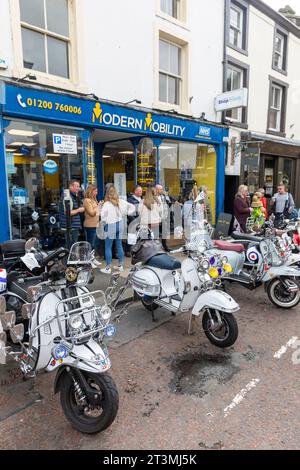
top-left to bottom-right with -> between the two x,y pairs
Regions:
273,337 -> 299,359
224,379 -> 260,418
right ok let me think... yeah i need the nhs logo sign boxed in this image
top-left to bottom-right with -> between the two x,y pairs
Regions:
198,126 -> 211,138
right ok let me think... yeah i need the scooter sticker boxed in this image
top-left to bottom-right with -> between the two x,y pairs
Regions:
247,250 -> 259,263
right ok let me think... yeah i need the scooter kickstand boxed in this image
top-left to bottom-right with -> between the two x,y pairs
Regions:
188,314 -> 195,335
151,304 -> 158,323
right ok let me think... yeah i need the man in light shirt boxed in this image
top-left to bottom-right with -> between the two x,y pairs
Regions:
156,184 -> 171,251
270,183 -> 295,222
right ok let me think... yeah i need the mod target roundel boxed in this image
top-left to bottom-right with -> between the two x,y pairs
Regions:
247,250 -> 259,263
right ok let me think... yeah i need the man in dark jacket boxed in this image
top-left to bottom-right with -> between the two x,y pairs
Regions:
59,180 -> 84,248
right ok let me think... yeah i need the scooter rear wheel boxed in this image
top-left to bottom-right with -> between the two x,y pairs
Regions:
267,279 -> 300,309
60,372 -> 119,434
202,309 -> 238,348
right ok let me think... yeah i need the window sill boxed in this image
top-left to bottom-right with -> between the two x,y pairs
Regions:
227,42 -> 248,56
266,129 -> 286,138
153,101 -> 190,116
156,13 -> 190,31
12,69 -> 87,94
271,64 -> 288,77
224,118 -> 248,129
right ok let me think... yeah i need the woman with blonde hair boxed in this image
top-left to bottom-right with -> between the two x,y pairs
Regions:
100,185 -> 135,274
138,186 -> 163,238
234,185 -> 253,233
83,185 -> 103,248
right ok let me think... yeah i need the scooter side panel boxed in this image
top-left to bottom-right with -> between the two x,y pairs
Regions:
263,266 -> 300,282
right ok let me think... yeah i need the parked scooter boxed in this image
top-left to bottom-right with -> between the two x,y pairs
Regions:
197,221 -> 300,309
0,242 -> 122,434
124,227 -> 239,348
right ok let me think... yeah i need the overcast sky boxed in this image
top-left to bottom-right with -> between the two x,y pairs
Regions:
263,0 -> 300,14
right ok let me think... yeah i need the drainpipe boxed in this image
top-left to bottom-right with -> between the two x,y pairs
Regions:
223,0 -> 229,96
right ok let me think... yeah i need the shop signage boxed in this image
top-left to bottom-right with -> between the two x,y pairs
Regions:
12,188 -> 28,205
215,88 -> 248,112
43,160 -> 58,175
3,84 -> 228,145
53,134 -> 77,154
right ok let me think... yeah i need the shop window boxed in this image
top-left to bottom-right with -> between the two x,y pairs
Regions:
19,0 -> 70,78
228,0 -> 248,54
267,78 -> 288,136
4,120 -> 89,243
138,139 -> 156,192
159,39 -> 182,105
273,27 -> 288,74
158,141 -> 216,225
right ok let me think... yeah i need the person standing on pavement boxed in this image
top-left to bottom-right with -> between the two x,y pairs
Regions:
125,185 -> 143,256
270,183 -> 296,222
100,185 -> 135,275
139,187 -> 163,240
233,185 -> 253,233
59,180 -> 85,248
83,185 -> 103,267
155,184 -> 170,251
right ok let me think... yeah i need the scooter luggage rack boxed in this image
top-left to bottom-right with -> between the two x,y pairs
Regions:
55,290 -> 109,343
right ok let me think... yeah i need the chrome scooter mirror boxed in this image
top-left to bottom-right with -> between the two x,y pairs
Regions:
0,311 -> 16,331
25,238 -> 39,252
9,324 -> 25,344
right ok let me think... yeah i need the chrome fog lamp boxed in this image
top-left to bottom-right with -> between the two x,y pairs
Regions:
51,343 -> 70,360
77,270 -> 91,286
27,285 -> 43,302
222,256 -> 228,265
201,259 -> 210,271
68,314 -> 84,331
100,305 -> 112,321
104,324 -> 116,338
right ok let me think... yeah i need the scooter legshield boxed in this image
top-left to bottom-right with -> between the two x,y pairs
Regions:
192,290 -> 240,317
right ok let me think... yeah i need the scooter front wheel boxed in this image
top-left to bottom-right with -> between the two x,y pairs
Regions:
202,309 -> 238,348
267,279 -> 300,309
60,372 -> 119,434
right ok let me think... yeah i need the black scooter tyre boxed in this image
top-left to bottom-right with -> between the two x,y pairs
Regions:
202,310 -> 238,348
60,372 -> 119,434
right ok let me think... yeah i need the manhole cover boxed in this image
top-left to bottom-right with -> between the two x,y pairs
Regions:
170,353 -> 240,398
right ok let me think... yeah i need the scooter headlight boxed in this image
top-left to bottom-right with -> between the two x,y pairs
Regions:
100,305 -> 112,321
77,269 -> 91,287
52,343 -> 70,360
68,314 -> 84,331
201,259 -> 210,271
104,324 -> 116,338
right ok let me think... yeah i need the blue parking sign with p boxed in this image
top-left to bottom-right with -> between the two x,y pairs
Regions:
53,135 -> 62,145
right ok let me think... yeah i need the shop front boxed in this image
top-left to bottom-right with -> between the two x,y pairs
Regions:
0,81 -> 229,243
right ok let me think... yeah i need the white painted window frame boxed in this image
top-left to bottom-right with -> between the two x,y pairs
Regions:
159,38 -> 182,106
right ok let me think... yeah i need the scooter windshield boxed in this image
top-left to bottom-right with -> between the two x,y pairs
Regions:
67,242 -> 93,265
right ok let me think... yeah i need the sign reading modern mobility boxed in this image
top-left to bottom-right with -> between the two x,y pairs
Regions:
43,159 -> 58,175
53,134 -> 77,154
3,84 -> 228,145
215,88 -> 248,112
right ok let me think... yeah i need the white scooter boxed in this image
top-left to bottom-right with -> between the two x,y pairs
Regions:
0,242 -> 122,435
127,228 -> 240,349
195,221 -> 300,309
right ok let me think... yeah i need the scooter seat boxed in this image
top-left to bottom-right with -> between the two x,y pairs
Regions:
146,254 -> 181,270
214,240 -> 245,254
231,232 -> 263,243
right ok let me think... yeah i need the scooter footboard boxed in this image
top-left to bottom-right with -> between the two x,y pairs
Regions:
192,290 -> 240,317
